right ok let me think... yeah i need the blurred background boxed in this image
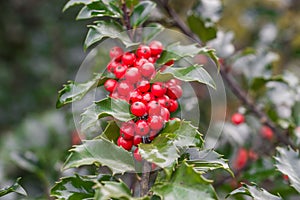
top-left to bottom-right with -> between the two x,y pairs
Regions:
0,0 -> 299,199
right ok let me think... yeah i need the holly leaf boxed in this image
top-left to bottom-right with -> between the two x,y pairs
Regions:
63,137 -> 135,174
0,178 -> 27,197
97,120 -> 120,143
130,1 -> 156,28
152,161 -> 218,200
63,0 -> 96,12
139,121 -> 203,168
50,174 -> 96,199
186,148 -> 233,176
142,23 -> 164,43
84,21 -> 137,50
274,147 -> 300,193
156,43 -> 219,68
80,97 -> 134,132
226,183 -> 282,200
56,73 -> 107,108
151,65 -> 216,89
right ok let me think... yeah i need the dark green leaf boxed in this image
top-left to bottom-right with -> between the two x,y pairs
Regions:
275,147 -> 300,193
125,0 -> 139,8
187,14 -> 217,42
250,75 -> 285,91
97,120 -> 120,142
156,43 -> 219,68
226,183 -> 282,200
63,137 -> 135,174
152,161 -> 218,200
142,23 -> 164,43
0,178 -> 27,197
63,0 -> 96,12
84,21 -> 137,50
80,97 -> 134,132
130,1 -> 156,28
77,2 -> 122,20
151,65 -> 216,89
186,148 -> 233,176
51,174 -> 96,200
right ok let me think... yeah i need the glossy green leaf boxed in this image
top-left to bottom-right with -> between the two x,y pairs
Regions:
97,120 -> 120,142
139,121 -> 203,168
0,178 -> 27,197
226,183 -> 282,199
274,147 -> 300,193
51,174 -> 96,199
130,1 -> 156,28
63,138 -> 135,174
152,161 -> 218,200
125,0 -> 139,8
56,73 -> 107,108
63,0 -> 96,12
187,14 -> 217,43
186,148 -> 233,176
77,2 -> 122,20
84,21 -> 137,50
80,97 -> 134,132
156,43 -> 219,68
151,65 -> 216,89
142,23 -> 164,43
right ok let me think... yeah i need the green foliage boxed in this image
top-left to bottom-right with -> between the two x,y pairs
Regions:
130,1 -> 156,28
0,178 -> 27,197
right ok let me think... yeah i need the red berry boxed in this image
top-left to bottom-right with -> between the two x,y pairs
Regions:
142,92 -> 155,104
149,130 -> 158,140
117,136 -> 133,151
120,121 -> 135,140
167,78 -> 182,86
135,58 -> 149,68
140,63 -> 155,78
130,101 -> 147,117
137,80 -> 150,93
133,135 -> 142,146
110,91 -> 119,99
248,150 -> 258,160
104,79 -> 117,93
147,101 -> 162,116
117,81 -> 134,96
157,95 -> 170,108
283,174 -> 289,181
71,130 -> 83,145
130,91 -> 143,103
107,61 -> 119,72
122,52 -> 136,66
136,45 -> 151,59
148,115 -> 164,130
123,67 -> 141,84
165,60 -> 174,66
149,40 -> 163,56
166,85 -> 182,99
161,107 -> 170,122
110,46 -> 123,59
234,148 -> 248,170
168,99 -> 178,112
151,82 -> 167,97
114,65 -> 128,79
148,56 -> 157,63
135,120 -> 150,136
261,126 -> 273,140
133,148 -> 142,161
231,113 -> 245,125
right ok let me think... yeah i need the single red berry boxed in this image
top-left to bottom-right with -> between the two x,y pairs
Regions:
234,148 -> 248,170
124,67 -> 141,84
130,101 -> 147,117
142,92 -> 155,104
104,79 -> 117,93
114,65 -> 128,79
283,174 -> 289,181
165,60 -> 174,66
148,115 -> 164,130
166,85 -> 182,99
122,52 -> 136,66
149,40 -> 163,56
130,91 -> 143,103
133,148 -> 142,161
136,45 -> 151,59
117,136 -> 133,151
135,120 -> 150,136
148,56 -> 158,63
134,58 -> 149,68
71,130 -> 83,145
168,99 -> 178,112
137,80 -> 150,93
120,121 -> 135,140
117,81 -> 134,96
157,95 -> 170,108
151,163 -> 158,170
151,82 -> 167,97
161,107 -> 170,122
147,101 -> 162,116
133,135 -> 142,146
140,63 -> 155,78
231,113 -> 245,125
107,60 -> 119,72
110,46 -> 123,59
261,126 -> 273,140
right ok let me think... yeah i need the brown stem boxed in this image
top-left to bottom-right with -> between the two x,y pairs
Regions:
121,1 -> 134,40
140,161 -> 151,197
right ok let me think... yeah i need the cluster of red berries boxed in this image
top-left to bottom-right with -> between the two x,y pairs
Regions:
103,41 -> 182,161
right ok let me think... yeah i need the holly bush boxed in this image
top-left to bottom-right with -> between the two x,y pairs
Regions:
6,0 -> 296,199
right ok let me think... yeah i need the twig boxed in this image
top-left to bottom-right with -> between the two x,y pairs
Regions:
140,161 -> 151,197
121,1 -> 134,40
